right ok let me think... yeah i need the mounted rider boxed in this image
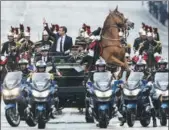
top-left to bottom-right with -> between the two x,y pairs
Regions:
1,31 -> 19,71
35,30 -> 53,49
139,31 -> 159,68
133,28 -> 147,53
152,28 -> 162,54
118,30 -> 131,55
19,27 -> 34,53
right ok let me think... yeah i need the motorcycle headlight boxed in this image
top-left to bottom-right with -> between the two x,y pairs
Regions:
2,89 -> 10,96
2,88 -> 20,96
32,90 -> 50,98
11,88 -> 20,96
123,88 -> 140,96
95,90 -> 112,98
156,89 -> 168,97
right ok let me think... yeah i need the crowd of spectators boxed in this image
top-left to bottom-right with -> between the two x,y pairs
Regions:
148,1 -> 168,26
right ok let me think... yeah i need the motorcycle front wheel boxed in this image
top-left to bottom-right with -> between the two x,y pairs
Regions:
160,109 -> 167,126
38,111 -> 46,129
127,112 -> 136,127
98,110 -> 108,128
5,107 -> 20,127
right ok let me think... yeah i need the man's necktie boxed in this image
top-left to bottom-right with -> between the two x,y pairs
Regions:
60,37 -> 63,52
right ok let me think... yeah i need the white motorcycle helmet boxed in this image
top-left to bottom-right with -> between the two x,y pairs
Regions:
136,58 -> 146,71
154,52 -> 160,58
36,60 -> 47,72
18,58 -> 29,70
125,53 -> 130,59
157,58 -> 168,70
95,58 -> 106,72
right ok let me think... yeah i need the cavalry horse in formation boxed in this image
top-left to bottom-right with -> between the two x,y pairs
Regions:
92,6 -> 134,80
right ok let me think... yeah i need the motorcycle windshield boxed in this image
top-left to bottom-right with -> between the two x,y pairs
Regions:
4,71 -> 22,89
93,72 -> 112,91
155,73 -> 168,90
32,73 -> 51,91
126,72 -> 144,89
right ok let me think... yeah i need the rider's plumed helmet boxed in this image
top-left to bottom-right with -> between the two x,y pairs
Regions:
7,32 -> 14,37
42,30 -> 48,36
24,32 -> 30,37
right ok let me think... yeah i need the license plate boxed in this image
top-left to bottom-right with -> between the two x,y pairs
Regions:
99,104 -> 108,110
161,103 -> 168,108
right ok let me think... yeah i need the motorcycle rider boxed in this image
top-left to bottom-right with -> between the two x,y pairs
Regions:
86,58 -> 112,83
156,58 -> 168,72
27,60 -> 59,118
18,58 -> 31,78
138,82 -> 158,127
134,56 -> 147,72
85,58 -> 113,126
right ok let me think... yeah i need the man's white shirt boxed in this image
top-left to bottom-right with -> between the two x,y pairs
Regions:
56,35 -> 66,52
42,56 -> 48,62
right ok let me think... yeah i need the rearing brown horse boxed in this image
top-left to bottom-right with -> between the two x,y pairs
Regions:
100,6 -> 133,80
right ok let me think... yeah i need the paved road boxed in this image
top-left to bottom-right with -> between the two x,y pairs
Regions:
1,1 -> 168,130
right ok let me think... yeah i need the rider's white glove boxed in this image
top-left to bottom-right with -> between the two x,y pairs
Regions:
64,49 -> 70,54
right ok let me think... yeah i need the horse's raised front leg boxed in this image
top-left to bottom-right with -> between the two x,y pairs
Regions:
109,56 -> 125,68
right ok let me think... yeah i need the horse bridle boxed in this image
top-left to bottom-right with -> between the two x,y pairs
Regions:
101,11 -> 126,41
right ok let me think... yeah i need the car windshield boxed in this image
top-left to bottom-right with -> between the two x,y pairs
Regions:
32,73 -> 51,90
4,71 -> 22,89
93,72 -> 112,83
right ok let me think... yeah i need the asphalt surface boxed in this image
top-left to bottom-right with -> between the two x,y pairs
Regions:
1,1 -> 168,130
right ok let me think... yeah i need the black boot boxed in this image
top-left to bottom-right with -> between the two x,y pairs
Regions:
153,119 -> 157,127
120,118 -> 126,126
151,109 -> 157,127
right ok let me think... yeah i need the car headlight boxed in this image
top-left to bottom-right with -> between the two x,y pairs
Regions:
95,90 -> 112,98
32,90 -> 50,98
123,88 -> 140,96
156,89 -> 168,97
2,88 -> 20,96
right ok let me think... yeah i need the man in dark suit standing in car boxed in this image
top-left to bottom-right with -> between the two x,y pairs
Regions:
43,19 -> 73,55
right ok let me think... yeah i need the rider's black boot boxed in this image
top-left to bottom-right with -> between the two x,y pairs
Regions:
120,118 -> 126,126
153,119 -> 157,127
151,109 -> 157,127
